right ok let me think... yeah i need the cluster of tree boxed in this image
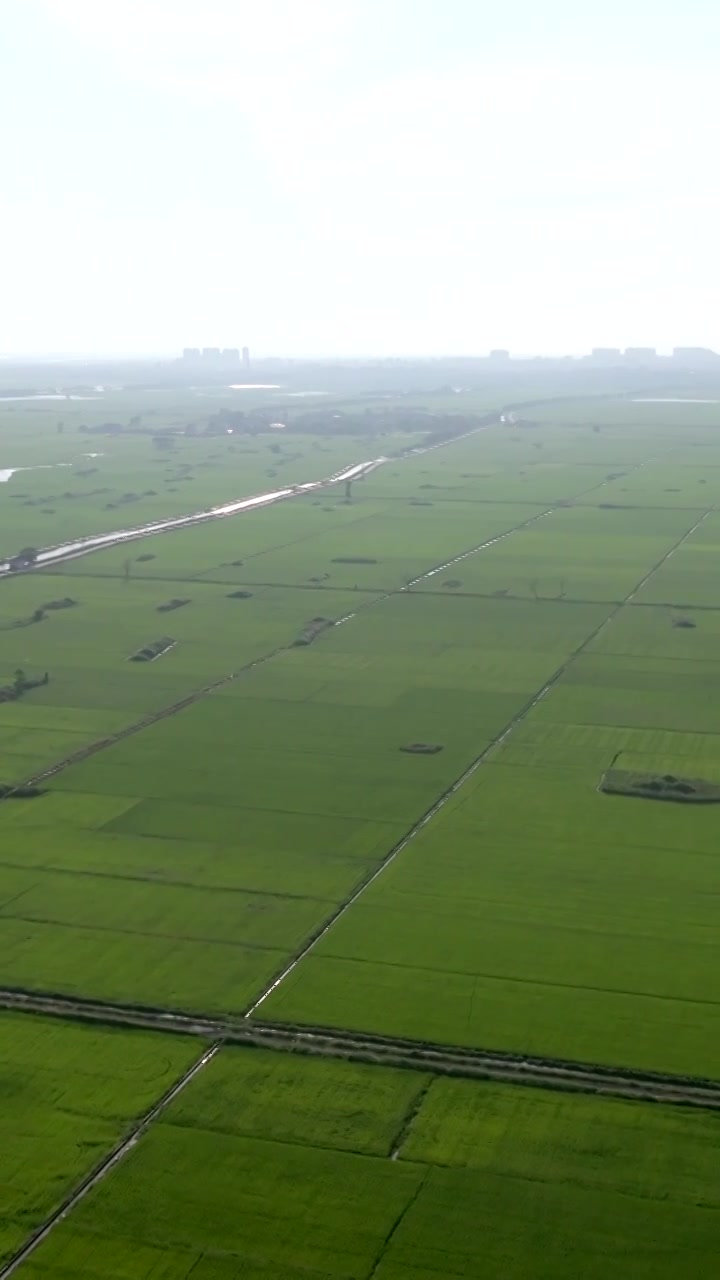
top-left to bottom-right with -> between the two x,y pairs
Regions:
7,546 -> 40,570
0,668 -> 49,704
73,404 -> 490,445
78,421 -> 126,434
78,414 -> 181,438
204,406 -> 484,439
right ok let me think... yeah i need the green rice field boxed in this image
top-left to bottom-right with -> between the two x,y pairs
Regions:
0,1012 -> 197,1266
3,379 -> 720,1275
16,1044 -> 720,1279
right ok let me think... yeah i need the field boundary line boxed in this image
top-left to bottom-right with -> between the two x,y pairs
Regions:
0,858 -> 332,901
0,911 -> 312,953
0,1040 -> 222,1279
388,1079 -> 433,1159
2,989 -> 720,1107
244,507 -> 713,1017
368,1166 -> 430,1278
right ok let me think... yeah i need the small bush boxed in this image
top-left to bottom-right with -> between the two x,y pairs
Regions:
292,617 -> 333,647
157,598 -> 190,613
41,598 -> 77,611
130,637 -> 175,662
0,783 -> 44,799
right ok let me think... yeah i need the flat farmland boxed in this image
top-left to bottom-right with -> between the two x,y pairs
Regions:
0,1012 -> 197,1266
531,394 -> 720,430
262,745 -> 720,1074
44,493 -> 402,582
258,405 -> 720,1077
263,601 -> 720,1074
4,390 -> 720,1277
4,402 -> 720,1042
631,507 -> 720,607
204,498 -> 550,591
0,591 -> 605,1013
418,503 -> 700,601
18,1045 -> 720,1279
2,419 -> 608,783
367,448 -> 611,507
580,463 -> 716,509
0,382 -> 409,547
0,567 -> 375,782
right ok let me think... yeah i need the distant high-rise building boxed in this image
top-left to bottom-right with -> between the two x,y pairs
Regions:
672,347 -> 720,364
181,346 -> 251,368
489,349 -> 510,361
624,347 -> 657,362
590,347 -> 621,363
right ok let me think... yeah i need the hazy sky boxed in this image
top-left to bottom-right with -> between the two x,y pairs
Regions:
2,0 -> 720,357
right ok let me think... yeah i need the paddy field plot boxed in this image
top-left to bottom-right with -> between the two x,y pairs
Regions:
44,487 -> 550,592
531,394 -> 720,429
630,507 -> 720,607
366,448 -> 609,507
0,592 -> 604,1013
417,503 -> 700,602
0,568 -> 376,782
264,595 -> 720,1076
255,404 -> 720,1075
0,1012 -> 197,1266
202,498 -> 551,592
18,1045 -> 720,1279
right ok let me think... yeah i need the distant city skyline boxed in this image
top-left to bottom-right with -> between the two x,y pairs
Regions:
3,343 -> 719,367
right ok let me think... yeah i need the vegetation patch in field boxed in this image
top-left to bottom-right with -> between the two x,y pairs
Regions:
0,668 -> 49,703
399,742 -> 444,755
600,767 -> 720,803
672,615 -> 697,629
41,597 -> 78,611
156,597 -> 191,613
129,637 -> 176,662
292,616 -> 333,646
0,781 -> 44,798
